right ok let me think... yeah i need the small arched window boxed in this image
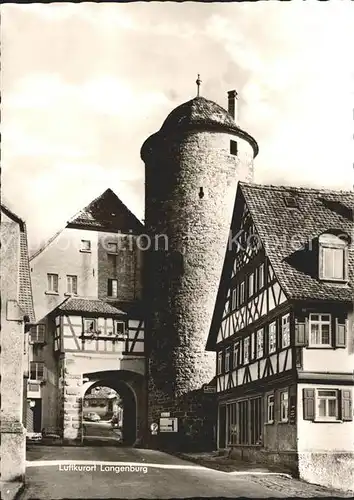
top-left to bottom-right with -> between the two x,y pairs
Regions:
318,232 -> 349,281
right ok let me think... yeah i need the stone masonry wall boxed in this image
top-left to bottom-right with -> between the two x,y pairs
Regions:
144,129 -> 254,449
97,232 -> 143,303
62,356 -> 83,443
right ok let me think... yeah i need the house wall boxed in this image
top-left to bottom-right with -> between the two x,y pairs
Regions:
0,211 -> 26,483
297,382 -> 354,492
30,228 -> 98,322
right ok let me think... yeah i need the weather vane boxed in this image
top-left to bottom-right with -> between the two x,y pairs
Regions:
196,74 -> 202,97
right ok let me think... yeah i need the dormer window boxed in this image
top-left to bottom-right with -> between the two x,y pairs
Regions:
319,233 -> 348,281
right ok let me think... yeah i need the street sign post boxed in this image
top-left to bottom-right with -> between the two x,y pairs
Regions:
150,422 -> 158,435
159,417 -> 178,433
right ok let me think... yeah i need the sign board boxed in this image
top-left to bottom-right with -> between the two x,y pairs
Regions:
159,417 -> 178,433
203,385 -> 216,394
160,412 -> 170,417
150,422 -> 158,435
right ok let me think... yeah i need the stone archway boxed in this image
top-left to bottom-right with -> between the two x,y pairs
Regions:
81,370 -> 146,447
82,379 -> 137,446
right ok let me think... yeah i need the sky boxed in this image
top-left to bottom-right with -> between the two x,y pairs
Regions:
2,2 -> 354,252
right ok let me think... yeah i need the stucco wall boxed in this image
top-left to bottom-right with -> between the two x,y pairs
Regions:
1,211 -> 26,482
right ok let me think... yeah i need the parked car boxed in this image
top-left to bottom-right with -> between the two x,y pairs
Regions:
84,412 -> 101,422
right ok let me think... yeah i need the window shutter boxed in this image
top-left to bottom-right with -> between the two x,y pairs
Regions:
335,317 -> 347,348
341,389 -> 352,421
295,317 -> 308,346
107,279 -> 112,296
42,365 -> 47,382
303,388 -> 315,420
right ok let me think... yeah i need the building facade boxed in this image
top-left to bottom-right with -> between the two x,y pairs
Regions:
28,189 -> 145,443
1,204 -> 35,488
207,183 -> 354,491
141,90 -> 258,450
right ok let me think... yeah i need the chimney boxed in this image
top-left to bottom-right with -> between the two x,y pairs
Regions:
227,90 -> 238,121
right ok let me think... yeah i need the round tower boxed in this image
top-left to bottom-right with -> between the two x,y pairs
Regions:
141,85 -> 258,443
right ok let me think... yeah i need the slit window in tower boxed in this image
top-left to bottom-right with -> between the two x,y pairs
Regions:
230,140 -> 238,156
199,187 -> 204,199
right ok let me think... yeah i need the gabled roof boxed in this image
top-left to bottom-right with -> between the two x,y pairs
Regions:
1,204 -> 35,323
207,182 -> 354,350
56,297 -> 126,316
67,188 -> 144,234
30,188 -> 144,260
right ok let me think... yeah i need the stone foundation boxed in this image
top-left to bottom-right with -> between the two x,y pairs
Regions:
298,452 -> 354,493
229,446 -> 298,475
61,358 -> 83,444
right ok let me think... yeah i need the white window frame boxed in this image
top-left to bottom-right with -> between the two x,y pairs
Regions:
47,273 -> 58,293
217,352 -> 223,375
80,240 -> 91,252
319,234 -> 347,281
225,347 -> 231,372
267,394 -> 274,423
115,321 -> 126,337
309,313 -> 332,347
243,337 -> 250,364
30,362 -> 45,381
233,343 -> 239,368
315,389 -> 339,421
281,314 -> 290,348
248,273 -> 254,297
258,263 -> 264,289
256,328 -> 264,359
280,390 -> 289,422
268,321 -> 277,354
232,288 -> 237,310
240,281 -> 245,305
66,275 -> 78,295
30,324 -> 46,344
83,318 -> 97,334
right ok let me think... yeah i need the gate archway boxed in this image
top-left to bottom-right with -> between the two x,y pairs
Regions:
81,370 -> 145,447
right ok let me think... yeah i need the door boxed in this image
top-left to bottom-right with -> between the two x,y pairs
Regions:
218,405 -> 226,449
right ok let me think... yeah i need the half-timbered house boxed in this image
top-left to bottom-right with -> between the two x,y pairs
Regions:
28,189 -> 145,443
207,182 -> 354,490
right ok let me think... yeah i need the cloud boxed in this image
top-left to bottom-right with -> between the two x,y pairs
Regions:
2,2 -> 354,249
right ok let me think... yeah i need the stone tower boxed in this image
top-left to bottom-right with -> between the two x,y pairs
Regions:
141,86 -> 258,448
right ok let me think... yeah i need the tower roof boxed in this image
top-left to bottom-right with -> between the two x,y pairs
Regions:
141,96 -> 258,158
161,96 -> 238,132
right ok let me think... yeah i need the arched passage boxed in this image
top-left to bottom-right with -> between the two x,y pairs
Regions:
82,370 -> 145,447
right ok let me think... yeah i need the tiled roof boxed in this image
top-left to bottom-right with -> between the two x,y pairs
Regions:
1,204 -> 35,323
240,182 -> 354,302
57,297 -> 126,316
141,96 -> 258,158
19,230 -> 36,323
67,189 -> 144,234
